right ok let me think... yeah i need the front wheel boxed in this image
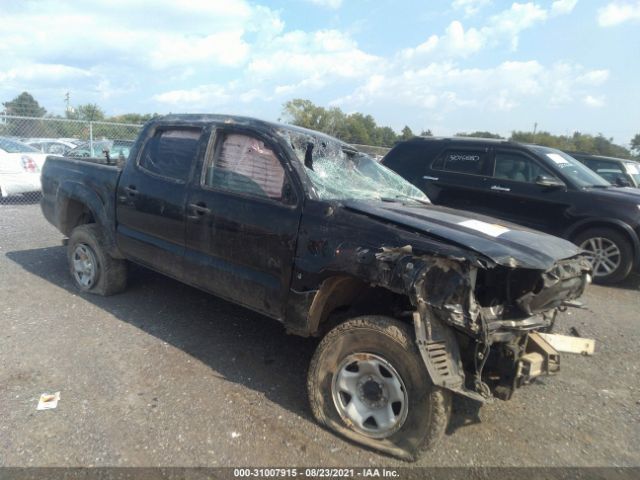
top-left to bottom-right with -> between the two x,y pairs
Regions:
574,228 -> 633,284
307,316 -> 451,461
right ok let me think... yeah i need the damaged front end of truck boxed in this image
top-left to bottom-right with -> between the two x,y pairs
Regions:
279,125 -> 592,404
375,245 -> 590,403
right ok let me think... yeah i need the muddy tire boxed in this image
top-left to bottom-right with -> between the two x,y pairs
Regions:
307,316 -> 451,461
574,227 -> 633,284
67,224 -> 127,296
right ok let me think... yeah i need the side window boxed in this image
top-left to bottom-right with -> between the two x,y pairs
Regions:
139,128 -> 202,181
493,151 -> 553,183
437,149 -> 487,175
204,133 -> 287,201
48,143 -> 67,155
594,160 -> 623,173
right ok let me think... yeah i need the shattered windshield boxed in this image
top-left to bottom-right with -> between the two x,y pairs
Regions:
279,128 -> 429,203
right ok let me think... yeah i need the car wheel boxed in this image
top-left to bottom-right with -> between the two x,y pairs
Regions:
574,228 -> 633,284
307,316 -> 451,461
67,224 -> 127,295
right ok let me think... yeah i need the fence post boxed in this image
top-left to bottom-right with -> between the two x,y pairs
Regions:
89,121 -> 94,156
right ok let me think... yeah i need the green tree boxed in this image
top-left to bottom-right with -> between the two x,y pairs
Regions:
2,91 -> 47,117
420,129 -> 433,137
631,133 -> 640,156
400,126 -> 414,141
510,130 -> 631,158
282,98 -> 402,147
456,131 -> 502,139
1,92 -> 48,137
76,103 -> 105,122
109,113 -> 159,124
376,126 -> 398,147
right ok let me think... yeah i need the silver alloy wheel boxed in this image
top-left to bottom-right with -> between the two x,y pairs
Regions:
332,353 -> 409,439
72,243 -> 98,288
579,236 -> 621,277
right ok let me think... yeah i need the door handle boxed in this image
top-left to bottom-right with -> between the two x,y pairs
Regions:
124,185 -> 138,196
491,185 -> 511,192
423,175 -> 439,181
188,202 -> 211,215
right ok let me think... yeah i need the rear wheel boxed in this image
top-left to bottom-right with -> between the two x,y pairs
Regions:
67,224 -> 127,295
574,227 -> 633,284
307,316 -> 451,461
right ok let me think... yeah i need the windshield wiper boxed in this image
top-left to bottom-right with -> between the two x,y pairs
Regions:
380,194 -> 430,205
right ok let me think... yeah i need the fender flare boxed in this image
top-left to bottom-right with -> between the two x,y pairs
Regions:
56,180 -> 120,256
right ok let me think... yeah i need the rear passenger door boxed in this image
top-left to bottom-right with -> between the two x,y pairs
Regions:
116,127 -> 205,278
183,127 -> 302,319
426,145 -> 494,215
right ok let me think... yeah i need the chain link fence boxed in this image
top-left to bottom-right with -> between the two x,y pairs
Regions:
0,114 -> 143,204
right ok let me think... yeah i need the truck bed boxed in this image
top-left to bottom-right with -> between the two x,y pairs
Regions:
41,155 -> 121,237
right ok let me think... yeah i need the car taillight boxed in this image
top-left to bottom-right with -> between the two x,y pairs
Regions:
21,156 -> 39,173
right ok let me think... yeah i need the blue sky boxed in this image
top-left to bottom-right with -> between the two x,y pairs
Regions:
0,0 -> 638,145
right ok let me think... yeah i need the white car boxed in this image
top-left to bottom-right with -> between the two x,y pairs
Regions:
24,138 -> 79,156
0,137 -> 49,198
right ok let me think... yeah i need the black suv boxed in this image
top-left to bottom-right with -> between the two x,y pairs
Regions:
568,152 -> 640,188
382,137 -> 640,283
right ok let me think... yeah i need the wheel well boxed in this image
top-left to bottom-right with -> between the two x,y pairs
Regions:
61,199 -> 95,236
569,221 -> 635,249
308,276 -> 413,336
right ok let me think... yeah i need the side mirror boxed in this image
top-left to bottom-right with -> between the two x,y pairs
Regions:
536,175 -> 565,189
614,176 -> 631,187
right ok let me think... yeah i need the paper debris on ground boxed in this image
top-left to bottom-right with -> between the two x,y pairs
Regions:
36,392 -> 60,410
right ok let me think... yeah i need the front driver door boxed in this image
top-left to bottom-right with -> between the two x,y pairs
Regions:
184,128 -> 302,319
481,148 -> 569,233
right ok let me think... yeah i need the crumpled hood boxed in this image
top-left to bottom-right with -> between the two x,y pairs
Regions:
343,200 -> 583,270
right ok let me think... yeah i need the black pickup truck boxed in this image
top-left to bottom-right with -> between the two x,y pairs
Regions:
41,114 -> 590,460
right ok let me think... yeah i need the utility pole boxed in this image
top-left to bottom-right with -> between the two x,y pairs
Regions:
532,122 -> 538,142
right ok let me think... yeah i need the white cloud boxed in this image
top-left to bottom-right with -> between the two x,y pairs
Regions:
584,95 -> 606,107
153,84 -> 231,106
400,21 -> 484,59
0,64 -> 92,84
0,0 -> 618,139
487,2 -> 548,49
0,0 -> 278,72
306,0 -> 343,9
551,0 -> 578,16
452,0 -> 491,16
576,69 -> 610,85
334,61 -> 609,114
148,30 -> 250,69
247,30 -> 382,80
598,2 -> 640,26
401,2 -> 548,60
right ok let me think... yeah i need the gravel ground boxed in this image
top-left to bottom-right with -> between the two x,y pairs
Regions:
1,201 -> 639,468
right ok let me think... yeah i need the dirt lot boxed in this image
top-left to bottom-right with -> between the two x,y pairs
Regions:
1,201 -> 639,468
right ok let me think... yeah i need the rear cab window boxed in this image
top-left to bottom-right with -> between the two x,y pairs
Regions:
138,128 -> 203,182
